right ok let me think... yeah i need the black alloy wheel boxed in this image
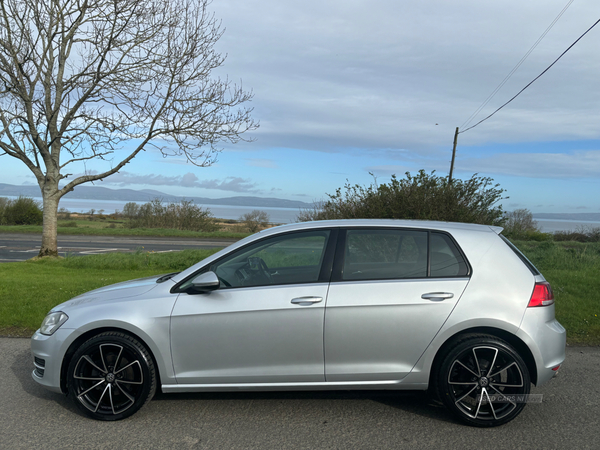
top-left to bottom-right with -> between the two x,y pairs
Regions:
67,332 -> 156,421
436,334 -> 531,427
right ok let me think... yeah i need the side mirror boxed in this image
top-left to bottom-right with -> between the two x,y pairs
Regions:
188,271 -> 220,293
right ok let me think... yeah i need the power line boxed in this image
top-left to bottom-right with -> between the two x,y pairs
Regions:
460,15 -> 600,134
461,0 -> 575,130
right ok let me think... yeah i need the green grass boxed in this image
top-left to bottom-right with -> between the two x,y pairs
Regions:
0,249 -> 220,336
512,240 -> 600,345
0,222 -> 249,239
1,240 -> 599,345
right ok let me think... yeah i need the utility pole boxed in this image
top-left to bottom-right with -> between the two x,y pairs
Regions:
448,127 -> 459,183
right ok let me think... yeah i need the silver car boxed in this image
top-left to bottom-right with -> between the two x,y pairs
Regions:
31,219 -> 566,426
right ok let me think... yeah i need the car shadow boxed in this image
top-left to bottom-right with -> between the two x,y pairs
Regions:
153,389 -> 459,425
10,346 -> 78,414
12,347 -> 458,424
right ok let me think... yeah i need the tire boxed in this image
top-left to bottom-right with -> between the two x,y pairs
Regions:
435,334 -> 531,427
67,332 -> 157,421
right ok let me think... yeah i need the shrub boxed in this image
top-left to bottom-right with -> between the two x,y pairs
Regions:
553,226 -> 600,243
502,209 -> 541,239
239,210 -> 270,233
3,196 -> 43,225
126,198 -> 217,232
57,207 -> 71,220
121,202 -> 140,219
297,170 -> 505,225
0,197 -> 8,224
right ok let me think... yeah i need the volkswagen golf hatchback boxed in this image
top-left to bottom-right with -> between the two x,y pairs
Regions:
31,219 -> 566,426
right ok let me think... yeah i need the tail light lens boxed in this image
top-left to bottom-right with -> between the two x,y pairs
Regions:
528,281 -> 555,307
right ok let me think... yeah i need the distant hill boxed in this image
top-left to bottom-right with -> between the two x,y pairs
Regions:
533,212 -> 600,222
0,183 -> 313,209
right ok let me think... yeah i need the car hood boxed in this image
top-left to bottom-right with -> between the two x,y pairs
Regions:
52,275 -> 167,312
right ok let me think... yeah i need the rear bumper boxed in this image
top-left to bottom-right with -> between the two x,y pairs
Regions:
517,305 -> 566,386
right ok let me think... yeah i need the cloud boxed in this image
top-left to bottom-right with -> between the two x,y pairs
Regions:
97,171 -> 260,193
211,0 -> 600,155
246,158 -> 279,169
455,150 -> 600,178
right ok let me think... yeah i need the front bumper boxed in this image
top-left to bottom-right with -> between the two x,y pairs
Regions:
30,328 -> 74,394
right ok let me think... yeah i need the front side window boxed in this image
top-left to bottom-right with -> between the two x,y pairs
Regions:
210,230 -> 331,288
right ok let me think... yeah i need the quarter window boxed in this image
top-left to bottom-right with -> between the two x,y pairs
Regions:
430,232 -> 468,277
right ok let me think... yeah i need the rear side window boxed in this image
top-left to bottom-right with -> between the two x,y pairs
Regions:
499,235 -> 540,276
341,229 -> 469,281
343,229 -> 428,280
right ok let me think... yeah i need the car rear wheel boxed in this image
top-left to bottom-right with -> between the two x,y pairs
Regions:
435,334 -> 531,427
67,332 -> 156,421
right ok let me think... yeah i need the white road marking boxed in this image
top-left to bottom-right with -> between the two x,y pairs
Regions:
79,248 -> 121,255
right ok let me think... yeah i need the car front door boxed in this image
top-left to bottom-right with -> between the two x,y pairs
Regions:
324,228 -> 470,382
170,229 -> 335,385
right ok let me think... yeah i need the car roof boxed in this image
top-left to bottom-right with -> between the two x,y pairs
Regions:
258,219 -> 503,236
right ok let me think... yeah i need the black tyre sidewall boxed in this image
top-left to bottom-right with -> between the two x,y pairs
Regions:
436,334 -> 531,427
67,332 -> 156,421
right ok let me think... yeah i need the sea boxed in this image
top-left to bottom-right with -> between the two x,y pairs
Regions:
6,196 -> 600,231
9,197 -> 304,224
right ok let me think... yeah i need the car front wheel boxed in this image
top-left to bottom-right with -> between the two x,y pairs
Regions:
435,334 -> 531,427
67,332 -> 156,421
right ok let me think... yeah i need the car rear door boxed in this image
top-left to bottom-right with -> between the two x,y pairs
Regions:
324,228 -> 470,382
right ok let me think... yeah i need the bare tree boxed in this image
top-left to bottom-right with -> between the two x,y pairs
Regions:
0,0 -> 257,256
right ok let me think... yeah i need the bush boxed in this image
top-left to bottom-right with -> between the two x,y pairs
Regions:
2,196 -> 43,225
126,198 -> 217,232
0,197 -> 8,224
122,202 -> 140,219
57,207 -> 71,220
297,170 -> 505,225
502,209 -> 542,239
553,226 -> 600,243
239,210 -> 270,232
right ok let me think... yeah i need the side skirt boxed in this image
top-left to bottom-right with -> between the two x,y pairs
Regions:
161,381 -> 428,393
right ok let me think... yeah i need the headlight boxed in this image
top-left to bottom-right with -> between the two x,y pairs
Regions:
40,312 -> 69,336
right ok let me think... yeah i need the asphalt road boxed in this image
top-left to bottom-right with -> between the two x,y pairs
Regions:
0,233 -> 238,262
1,339 -> 599,449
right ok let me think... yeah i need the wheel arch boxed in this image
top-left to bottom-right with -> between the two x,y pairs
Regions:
428,326 -> 538,390
60,327 -> 163,394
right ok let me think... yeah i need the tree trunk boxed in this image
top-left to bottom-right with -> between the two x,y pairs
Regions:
39,186 -> 60,257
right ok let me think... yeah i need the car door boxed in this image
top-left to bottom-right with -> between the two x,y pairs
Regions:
324,228 -> 470,382
170,229 -> 336,385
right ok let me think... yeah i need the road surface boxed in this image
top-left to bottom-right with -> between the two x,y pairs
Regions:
0,233 -> 237,262
1,339 -> 599,449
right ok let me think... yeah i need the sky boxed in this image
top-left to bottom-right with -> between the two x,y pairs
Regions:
2,0 -> 600,213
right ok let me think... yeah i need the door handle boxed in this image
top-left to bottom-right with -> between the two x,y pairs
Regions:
291,296 -> 323,305
421,292 -> 454,301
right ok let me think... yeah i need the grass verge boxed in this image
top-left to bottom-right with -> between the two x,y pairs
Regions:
512,240 -> 600,346
0,249 -> 219,336
0,223 -> 250,239
1,241 -> 598,345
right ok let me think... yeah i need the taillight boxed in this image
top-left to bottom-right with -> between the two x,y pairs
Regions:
528,281 -> 555,307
